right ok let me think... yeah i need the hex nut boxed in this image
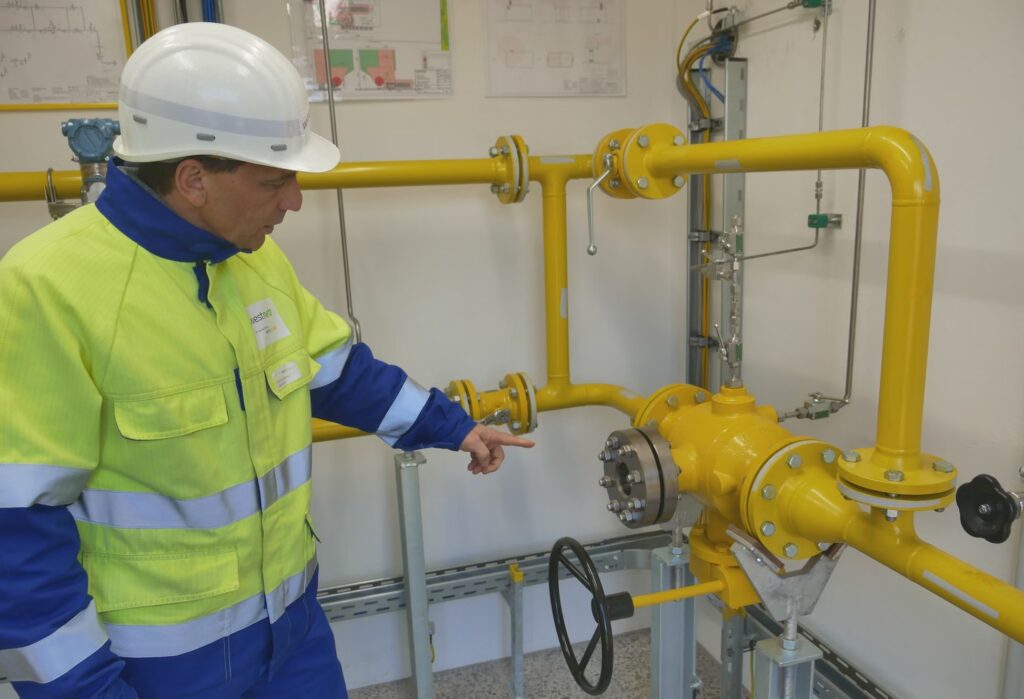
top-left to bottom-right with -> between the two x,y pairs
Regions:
761,485 -> 776,500
787,455 -> 803,469
821,449 -> 837,464
783,544 -> 799,558
760,522 -> 776,536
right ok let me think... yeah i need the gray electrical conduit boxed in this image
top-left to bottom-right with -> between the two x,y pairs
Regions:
317,0 -> 363,343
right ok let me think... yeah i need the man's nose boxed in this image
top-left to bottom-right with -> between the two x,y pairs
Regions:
280,178 -> 303,212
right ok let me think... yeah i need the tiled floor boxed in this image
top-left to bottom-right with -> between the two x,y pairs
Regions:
350,630 -> 743,698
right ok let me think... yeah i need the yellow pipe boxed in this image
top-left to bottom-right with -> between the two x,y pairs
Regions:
298,159 -> 504,190
648,126 -> 939,472
531,158 -> 590,387
311,419 -> 366,443
0,159 -> 506,203
631,579 -> 725,609
779,476 -> 1024,641
842,511 -> 1024,642
536,382 -> 646,417
0,171 -> 83,202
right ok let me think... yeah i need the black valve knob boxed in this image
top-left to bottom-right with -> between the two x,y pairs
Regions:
955,474 -> 1021,544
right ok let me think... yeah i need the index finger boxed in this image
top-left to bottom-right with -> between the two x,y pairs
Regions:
494,433 -> 535,448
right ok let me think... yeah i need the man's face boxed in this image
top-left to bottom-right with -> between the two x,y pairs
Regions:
198,162 -> 303,251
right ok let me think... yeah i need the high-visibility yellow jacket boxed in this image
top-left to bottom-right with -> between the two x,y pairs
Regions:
0,163 -> 474,698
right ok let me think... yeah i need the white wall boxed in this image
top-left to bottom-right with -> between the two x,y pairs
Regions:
677,2 -> 1024,699
2,1 -> 1022,698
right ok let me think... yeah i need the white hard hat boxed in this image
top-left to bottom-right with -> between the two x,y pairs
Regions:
112,22 -> 339,173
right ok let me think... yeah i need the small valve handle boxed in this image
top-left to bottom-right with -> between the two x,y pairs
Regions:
955,474 -> 1021,544
585,154 -> 614,257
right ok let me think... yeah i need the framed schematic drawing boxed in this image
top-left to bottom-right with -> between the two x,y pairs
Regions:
0,0 -> 132,111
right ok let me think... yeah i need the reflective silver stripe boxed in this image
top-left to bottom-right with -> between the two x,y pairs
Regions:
121,86 -> 304,138
69,446 -> 311,529
70,479 -> 259,530
267,553 -> 320,623
107,592 -> 266,659
0,463 -> 92,508
377,379 -> 430,447
107,554 -> 318,658
257,447 -> 312,510
0,600 -> 108,683
310,341 -> 353,390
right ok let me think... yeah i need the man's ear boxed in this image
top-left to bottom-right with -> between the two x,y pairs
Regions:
173,159 -> 208,207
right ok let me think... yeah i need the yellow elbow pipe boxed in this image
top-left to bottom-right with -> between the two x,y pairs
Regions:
645,126 -> 940,473
536,382 -> 646,417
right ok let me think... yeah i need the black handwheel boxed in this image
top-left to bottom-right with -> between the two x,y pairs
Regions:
956,474 -> 1021,544
548,537 -> 634,696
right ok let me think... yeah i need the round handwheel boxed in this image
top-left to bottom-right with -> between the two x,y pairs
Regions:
548,537 -> 635,695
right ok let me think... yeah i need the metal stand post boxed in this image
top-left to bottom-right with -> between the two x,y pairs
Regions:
503,564 -> 526,698
650,544 -> 700,699
753,636 -> 821,698
395,451 -> 434,699
720,611 -> 747,699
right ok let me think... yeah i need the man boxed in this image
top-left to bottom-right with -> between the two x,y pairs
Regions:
0,22 -> 532,699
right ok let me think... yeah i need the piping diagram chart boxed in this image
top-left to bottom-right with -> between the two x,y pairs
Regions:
485,0 -> 625,97
287,0 -> 452,101
0,0 -> 126,106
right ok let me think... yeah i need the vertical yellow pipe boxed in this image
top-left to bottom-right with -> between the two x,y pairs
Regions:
874,203 -> 938,465
534,167 -> 574,389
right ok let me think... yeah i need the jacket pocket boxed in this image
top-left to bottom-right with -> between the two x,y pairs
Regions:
82,547 -> 239,613
264,348 -> 317,401
114,384 -> 228,440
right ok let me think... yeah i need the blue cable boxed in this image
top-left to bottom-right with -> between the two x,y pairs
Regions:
698,53 -> 725,103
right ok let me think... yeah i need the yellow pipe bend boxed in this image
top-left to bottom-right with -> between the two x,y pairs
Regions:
649,126 -> 940,475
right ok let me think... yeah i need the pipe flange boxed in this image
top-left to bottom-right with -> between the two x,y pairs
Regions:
446,379 -> 481,420
599,426 -> 679,528
510,135 -> 530,203
743,439 -> 842,560
491,135 -> 529,204
836,480 -> 955,513
837,447 -> 957,499
619,123 -> 687,200
632,383 -> 710,428
593,128 -> 638,200
501,371 -> 538,435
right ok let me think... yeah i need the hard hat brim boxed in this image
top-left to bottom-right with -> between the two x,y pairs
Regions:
113,130 -> 341,174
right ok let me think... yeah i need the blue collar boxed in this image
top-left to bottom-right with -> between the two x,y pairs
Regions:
95,161 -> 241,264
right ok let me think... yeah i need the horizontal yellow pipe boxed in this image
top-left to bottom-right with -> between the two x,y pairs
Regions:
650,126 -> 939,471
298,158 -> 504,190
312,419 -> 366,443
782,467 -> 1024,642
843,510 -> 1024,642
632,579 -> 725,609
0,170 -> 83,202
312,379 -> 647,444
0,159 -> 506,203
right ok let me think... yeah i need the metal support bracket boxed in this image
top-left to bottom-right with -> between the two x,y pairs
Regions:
688,229 -> 721,243
689,117 -> 724,132
728,527 -> 845,621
